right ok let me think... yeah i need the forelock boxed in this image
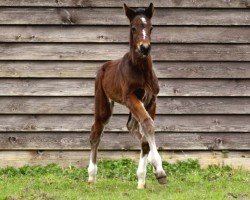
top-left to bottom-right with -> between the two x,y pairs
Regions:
134,8 -> 146,15
130,8 -> 151,25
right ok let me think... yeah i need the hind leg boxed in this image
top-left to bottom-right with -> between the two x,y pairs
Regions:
88,101 -> 113,183
88,77 -> 113,183
127,113 -> 149,189
88,121 -> 102,183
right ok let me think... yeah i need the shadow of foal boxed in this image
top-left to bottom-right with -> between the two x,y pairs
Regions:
88,3 -> 167,189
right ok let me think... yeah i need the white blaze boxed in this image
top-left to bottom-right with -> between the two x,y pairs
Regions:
142,29 -> 146,39
140,17 -> 147,40
140,17 -> 147,24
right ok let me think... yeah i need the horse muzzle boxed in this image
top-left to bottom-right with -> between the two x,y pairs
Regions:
139,44 -> 151,57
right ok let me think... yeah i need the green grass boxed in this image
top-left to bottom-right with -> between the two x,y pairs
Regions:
0,159 -> 249,200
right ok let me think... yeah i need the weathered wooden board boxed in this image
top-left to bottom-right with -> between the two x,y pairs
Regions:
0,132 -> 249,150
0,1 -> 249,170
1,44 -> 249,61
1,97 -> 250,114
1,61 -> 250,78
0,79 -> 249,97
0,8 -> 249,25
0,115 -> 249,132
0,150 -> 249,169
1,0 -> 250,8
1,26 -> 250,43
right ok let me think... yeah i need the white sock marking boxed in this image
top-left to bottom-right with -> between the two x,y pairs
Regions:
146,136 -> 164,173
137,153 -> 148,187
88,154 -> 97,182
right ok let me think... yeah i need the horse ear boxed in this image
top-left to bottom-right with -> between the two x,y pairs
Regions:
145,3 -> 154,19
124,3 -> 136,21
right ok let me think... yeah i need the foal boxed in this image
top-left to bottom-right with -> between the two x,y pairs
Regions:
88,3 -> 166,189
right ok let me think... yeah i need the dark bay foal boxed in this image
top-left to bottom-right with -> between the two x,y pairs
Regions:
88,3 -> 167,189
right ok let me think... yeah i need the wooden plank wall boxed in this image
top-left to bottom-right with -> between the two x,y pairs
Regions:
0,0 -> 249,169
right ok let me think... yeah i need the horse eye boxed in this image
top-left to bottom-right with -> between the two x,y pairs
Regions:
131,27 -> 136,32
150,26 -> 153,32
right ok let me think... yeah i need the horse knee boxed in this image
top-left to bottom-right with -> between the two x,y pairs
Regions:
127,119 -> 137,132
141,118 -> 154,135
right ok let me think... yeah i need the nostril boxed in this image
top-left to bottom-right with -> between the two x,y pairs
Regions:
140,44 -> 151,55
140,45 -> 145,51
147,45 -> 151,52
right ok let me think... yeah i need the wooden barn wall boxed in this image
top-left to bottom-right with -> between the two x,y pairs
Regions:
0,0 -> 249,169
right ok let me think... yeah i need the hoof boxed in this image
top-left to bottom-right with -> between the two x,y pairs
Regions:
88,176 -> 96,183
137,183 -> 146,189
155,171 -> 167,185
157,176 -> 167,185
